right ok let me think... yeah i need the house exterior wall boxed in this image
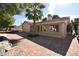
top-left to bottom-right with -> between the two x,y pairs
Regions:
22,18 -> 69,38
22,23 -> 31,32
11,26 -> 22,31
34,22 -> 67,38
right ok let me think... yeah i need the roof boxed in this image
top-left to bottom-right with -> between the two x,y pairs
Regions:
22,17 -> 70,26
22,21 -> 33,26
35,18 -> 69,25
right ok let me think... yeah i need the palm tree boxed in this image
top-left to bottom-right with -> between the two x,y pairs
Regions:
26,3 -> 45,32
26,3 -> 45,23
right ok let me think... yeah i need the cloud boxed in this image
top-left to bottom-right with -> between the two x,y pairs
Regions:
48,2 -> 56,15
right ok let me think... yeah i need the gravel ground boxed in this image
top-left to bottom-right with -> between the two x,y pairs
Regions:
0,33 -> 79,56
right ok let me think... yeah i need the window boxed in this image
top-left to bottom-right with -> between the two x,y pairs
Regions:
37,26 -> 39,32
50,24 -> 59,32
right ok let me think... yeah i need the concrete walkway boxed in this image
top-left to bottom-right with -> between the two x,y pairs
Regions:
0,33 -> 79,56
66,37 -> 79,56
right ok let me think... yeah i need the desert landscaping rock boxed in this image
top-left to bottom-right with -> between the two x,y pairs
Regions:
0,33 -> 79,56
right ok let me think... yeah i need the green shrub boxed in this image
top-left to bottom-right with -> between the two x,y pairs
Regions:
27,34 -> 39,37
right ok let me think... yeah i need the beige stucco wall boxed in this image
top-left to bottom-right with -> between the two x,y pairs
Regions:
59,22 -> 67,38
22,23 -> 31,32
22,18 -> 69,38
12,26 -> 22,31
33,20 -> 68,38
35,32 -> 64,38
34,23 -> 67,38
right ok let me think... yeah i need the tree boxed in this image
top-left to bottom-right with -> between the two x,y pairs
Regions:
26,3 -> 45,32
0,3 -> 28,16
0,3 -> 29,31
71,19 -> 79,35
26,3 -> 45,23
66,23 -> 73,35
0,13 -> 15,31
52,15 -> 60,19
74,18 -> 79,23
42,17 -> 47,21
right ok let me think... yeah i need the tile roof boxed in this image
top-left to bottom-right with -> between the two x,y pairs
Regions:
22,17 -> 70,25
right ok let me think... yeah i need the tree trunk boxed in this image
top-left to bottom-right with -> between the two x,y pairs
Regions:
4,27 -> 8,32
33,20 -> 36,32
34,20 -> 35,24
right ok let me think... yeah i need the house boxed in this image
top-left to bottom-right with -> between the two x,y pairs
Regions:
22,21 -> 33,32
11,25 -> 22,32
22,17 -> 70,38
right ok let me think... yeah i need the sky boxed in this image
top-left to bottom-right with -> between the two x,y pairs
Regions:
54,3 -> 79,18
13,3 -> 79,26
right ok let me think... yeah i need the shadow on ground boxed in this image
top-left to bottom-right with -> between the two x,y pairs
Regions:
0,36 -> 22,47
17,32 -> 75,56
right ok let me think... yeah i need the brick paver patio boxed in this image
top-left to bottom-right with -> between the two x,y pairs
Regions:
0,32 -> 79,56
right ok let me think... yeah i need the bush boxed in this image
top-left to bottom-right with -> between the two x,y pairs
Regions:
10,30 -> 19,33
27,34 -> 39,37
66,23 -> 72,34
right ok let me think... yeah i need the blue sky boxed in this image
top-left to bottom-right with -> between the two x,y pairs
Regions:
54,3 -> 79,16
13,3 -> 79,26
